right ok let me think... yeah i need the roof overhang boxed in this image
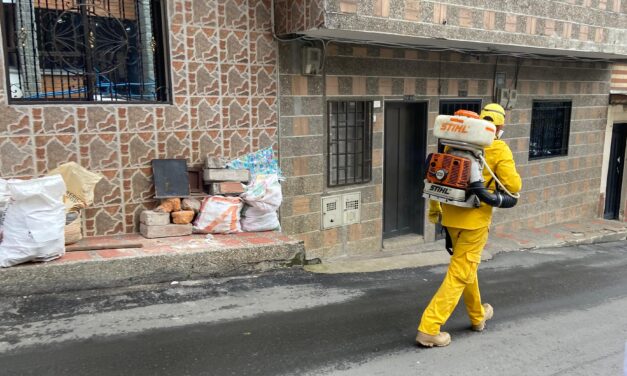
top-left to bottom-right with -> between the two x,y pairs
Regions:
303,29 -> 627,62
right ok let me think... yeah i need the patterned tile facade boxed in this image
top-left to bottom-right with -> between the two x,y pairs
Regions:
0,0 -> 278,236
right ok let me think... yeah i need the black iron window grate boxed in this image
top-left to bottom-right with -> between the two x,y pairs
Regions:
529,101 -> 572,160
328,101 -> 373,187
1,0 -> 169,103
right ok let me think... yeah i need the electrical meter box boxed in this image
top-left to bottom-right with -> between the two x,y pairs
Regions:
343,192 -> 361,225
322,195 -> 342,229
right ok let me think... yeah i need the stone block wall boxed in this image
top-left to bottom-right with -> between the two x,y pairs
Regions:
276,0 -> 627,57
611,63 -> 627,93
279,40 -> 610,258
0,0 -> 278,236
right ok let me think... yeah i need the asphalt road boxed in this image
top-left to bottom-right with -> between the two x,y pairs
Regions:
1,241 -> 627,376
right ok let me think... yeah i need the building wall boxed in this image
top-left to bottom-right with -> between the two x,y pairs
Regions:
279,41 -> 610,259
0,0 -> 278,236
273,0 -> 325,35
276,1 -> 627,57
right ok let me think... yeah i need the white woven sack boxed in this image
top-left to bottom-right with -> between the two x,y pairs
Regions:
0,175 -> 66,267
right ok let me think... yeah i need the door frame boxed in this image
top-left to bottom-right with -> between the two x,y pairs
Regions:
604,124 -> 627,220
382,100 -> 428,239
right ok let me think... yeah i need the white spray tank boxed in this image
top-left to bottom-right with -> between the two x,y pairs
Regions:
424,110 -> 518,208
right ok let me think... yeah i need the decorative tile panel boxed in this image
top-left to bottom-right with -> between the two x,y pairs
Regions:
35,135 -> 78,174
191,130 -> 222,164
0,0 -> 279,237
120,132 -> 156,168
92,170 -> 123,207
79,133 -> 120,170
0,106 -> 31,135
0,136 -> 35,177
33,107 -> 76,134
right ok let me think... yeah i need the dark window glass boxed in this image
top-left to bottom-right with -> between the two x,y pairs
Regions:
327,101 -> 373,187
1,0 -> 169,103
529,101 -> 572,159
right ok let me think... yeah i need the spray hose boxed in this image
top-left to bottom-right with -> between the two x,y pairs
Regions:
469,154 -> 520,209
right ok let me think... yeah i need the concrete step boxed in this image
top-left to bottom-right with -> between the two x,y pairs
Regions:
0,232 -> 305,296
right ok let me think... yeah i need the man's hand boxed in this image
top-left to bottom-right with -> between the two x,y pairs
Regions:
428,201 -> 442,224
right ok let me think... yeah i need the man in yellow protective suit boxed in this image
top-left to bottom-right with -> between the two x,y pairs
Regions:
416,103 -> 522,347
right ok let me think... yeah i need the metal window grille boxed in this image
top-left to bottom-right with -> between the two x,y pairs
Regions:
529,101 -> 572,160
1,0 -> 169,103
327,101 -> 373,187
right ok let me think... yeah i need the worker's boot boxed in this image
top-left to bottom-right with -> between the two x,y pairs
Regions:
415,331 -> 451,347
471,303 -> 493,332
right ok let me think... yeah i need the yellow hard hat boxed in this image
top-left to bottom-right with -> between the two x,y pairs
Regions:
480,103 -> 505,126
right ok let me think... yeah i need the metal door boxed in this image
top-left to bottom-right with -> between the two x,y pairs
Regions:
383,102 -> 427,238
604,125 -> 627,219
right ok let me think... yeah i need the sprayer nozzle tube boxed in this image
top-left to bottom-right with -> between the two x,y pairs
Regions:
468,181 -> 518,208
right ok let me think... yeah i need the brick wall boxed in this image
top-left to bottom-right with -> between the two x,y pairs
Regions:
0,0 -> 278,236
279,40 -> 610,258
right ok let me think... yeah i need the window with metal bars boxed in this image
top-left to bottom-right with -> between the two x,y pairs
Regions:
327,100 -> 373,187
529,100 -> 572,160
1,0 -> 169,103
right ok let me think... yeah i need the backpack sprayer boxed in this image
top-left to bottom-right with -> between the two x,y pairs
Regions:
423,110 -> 519,209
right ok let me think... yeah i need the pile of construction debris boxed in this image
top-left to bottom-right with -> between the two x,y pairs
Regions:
141,149 -> 281,239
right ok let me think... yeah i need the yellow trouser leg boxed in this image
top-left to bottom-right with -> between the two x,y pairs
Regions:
418,227 -> 488,335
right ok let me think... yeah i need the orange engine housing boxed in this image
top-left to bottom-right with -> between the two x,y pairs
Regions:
426,153 -> 472,189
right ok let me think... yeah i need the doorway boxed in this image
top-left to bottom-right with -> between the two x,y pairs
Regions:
604,124 -> 627,219
383,101 -> 428,239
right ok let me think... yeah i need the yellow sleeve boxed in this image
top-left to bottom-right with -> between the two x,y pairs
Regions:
494,142 -> 522,193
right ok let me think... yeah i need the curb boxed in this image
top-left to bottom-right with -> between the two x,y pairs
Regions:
0,242 -> 305,296
305,230 -> 627,275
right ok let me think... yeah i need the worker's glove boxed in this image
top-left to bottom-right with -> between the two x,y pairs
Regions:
428,201 -> 442,224
428,211 -> 441,224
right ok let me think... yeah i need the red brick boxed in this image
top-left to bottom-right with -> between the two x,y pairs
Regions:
97,249 -> 136,259
56,252 -> 94,263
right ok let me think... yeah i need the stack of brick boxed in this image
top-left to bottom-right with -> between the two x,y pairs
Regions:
203,156 -> 249,196
140,197 -> 201,239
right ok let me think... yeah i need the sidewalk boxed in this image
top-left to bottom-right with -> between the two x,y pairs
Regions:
304,218 -> 627,274
2,218 -> 625,296
0,231 -> 305,296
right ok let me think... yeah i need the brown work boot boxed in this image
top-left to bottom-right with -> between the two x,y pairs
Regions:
416,331 -> 451,347
471,303 -> 494,332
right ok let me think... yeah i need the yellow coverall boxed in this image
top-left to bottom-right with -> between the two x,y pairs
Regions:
418,139 -> 522,335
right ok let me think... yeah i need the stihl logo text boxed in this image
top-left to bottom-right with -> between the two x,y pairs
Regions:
429,185 -> 451,194
440,123 -> 469,133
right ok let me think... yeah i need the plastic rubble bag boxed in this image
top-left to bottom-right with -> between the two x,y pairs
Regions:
193,196 -> 243,234
48,162 -> 102,245
240,174 -> 282,213
47,162 -> 103,211
0,179 -> 10,241
241,205 -> 280,232
0,175 -> 66,267
227,147 -> 282,180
